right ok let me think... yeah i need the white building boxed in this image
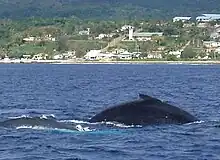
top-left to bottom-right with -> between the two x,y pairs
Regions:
121,25 -> 134,31
129,28 -> 134,40
196,14 -> 220,22
111,48 -> 127,54
22,55 -> 32,59
95,34 -> 113,40
197,55 -> 210,60
84,50 -> 101,60
23,37 -> 35,42
128,31 -> 163,41
32,53 -> 48,60
215,47 -> 220,53
97,53 -> 117,60
168,51 -> 182,58
117,51 -> 133,60
210,32 -> 220,39
147,53 -> 163,59
23,35 -> 56,42
203,41 -> 220,48
79,28 -> 90,35
173,17 -> 191,22
53,54 -> 63,60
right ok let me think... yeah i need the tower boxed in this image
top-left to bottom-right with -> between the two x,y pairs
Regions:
87,28 -> 90,35
129,27 -> 134,40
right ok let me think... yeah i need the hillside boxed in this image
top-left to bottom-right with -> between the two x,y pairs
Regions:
0,0 -> 220,19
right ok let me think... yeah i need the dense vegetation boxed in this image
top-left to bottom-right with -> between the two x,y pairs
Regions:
0,0 -> 220,20
0,0 -> 218,60
0,16 -> 213,60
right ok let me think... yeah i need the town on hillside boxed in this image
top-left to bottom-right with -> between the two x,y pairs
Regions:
1,13 -> 220,63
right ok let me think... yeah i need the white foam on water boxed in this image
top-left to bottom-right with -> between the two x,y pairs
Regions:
185,120 -> 205,125
59,119 -> 93,124
103,121 -> 142,128
9,115 -> 30,119
40,115 -> 48,119
75,124 -> 94,132
16,124 -> 93,132
16,125 -> 47,130
40,114 -> 56,119
60,119 -> 142,128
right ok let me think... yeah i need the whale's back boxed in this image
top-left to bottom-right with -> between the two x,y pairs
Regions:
90,95 -> 198,125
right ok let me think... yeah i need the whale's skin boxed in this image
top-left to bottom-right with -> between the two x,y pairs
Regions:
0,117 -> 75,130
89,94 -> 198,125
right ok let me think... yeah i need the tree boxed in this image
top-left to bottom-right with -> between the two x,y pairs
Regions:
166,54 -> 178,61
181,47 -> 197,59
163,26 -> 178,36
56,36 -> 68,52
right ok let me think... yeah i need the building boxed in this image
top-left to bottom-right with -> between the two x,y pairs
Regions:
117,51 -> 133,60
97,53 -> 117,60
129,28 -> 134,40
121,25 -> 134,31
147,53 -> 163,59
79,28 -> 90,35
53,54 -> 63,60
210,32 -> 220,39
95,34 -> 114,40
23,37 -> 35,42
203,41 -> 220,48
173,17 -> 191,22
168,51 -> 182,58
84,50 -> 120,60
127,27 -> 163,41
32,53 -> 48,60
128,31 -> 163,41
23,35 -> 56,42
84,50 -> 101,60
111,48 -> 127,54
197,22 -> 209,28
215,47 -> 220,53
196,14 -> 220,22
53,51 -> 76,60
22,55 -> 32,59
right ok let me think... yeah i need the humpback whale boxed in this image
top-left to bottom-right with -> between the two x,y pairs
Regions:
0,94 -> 198,130
0,116 -> 87,131
89,94 -> 198,125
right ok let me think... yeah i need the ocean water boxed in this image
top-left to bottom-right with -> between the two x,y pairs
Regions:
0,64 -> 220,160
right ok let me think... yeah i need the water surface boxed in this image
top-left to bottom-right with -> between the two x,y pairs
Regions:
0,64 -> 220,160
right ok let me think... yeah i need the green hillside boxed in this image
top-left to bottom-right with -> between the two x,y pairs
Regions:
0,0 -> 220,20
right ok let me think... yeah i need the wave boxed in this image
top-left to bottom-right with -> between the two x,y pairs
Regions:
5,115 -> 219,134
15,125 -> 93,133
60,119 -> 142,128
185,120 -> 205,125
8,115 -> 30,119
8,114 -> 56,120
59,119 -> 93,124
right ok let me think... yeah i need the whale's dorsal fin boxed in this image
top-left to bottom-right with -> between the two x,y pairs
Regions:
139,94 -> 161,102
139,94 -> 154,100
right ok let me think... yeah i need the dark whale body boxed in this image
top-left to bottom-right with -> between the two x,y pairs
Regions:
89,94 -> 198,125
0,117 -> 76,130
0,94 -> 198,129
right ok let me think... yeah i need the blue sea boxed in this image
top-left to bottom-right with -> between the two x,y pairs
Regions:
0,64 -> 220,160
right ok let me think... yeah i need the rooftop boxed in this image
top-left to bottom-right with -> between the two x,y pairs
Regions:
133,32 -> 163,37
196,14 -> 220,21
173,17 -> 191,19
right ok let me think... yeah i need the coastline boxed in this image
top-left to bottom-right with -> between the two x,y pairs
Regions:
1,59 -> 220,65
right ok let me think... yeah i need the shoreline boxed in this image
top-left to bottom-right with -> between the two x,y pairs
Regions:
1,59 -> 220,64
